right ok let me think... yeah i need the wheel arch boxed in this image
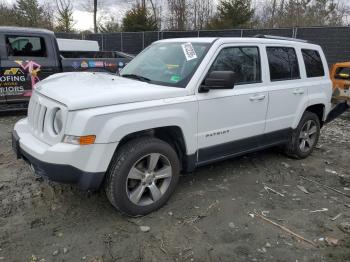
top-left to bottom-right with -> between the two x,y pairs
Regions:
305,103 -> 325,127
113,126 -> 190,172
293,103 -> 326,129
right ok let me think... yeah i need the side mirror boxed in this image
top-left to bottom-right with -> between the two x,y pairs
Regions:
200,71 -> 235,92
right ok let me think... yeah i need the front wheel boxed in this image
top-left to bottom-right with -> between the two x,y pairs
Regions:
284,111 -> 321,159
105,137 -> 180,217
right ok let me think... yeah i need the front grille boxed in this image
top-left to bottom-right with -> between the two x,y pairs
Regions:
28,95 -> 47,135
26,92 -> 66,145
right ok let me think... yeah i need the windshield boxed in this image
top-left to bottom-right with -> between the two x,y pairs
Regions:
120,42 -> 210,87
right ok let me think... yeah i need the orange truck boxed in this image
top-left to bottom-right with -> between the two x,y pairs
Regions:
325,62 -> 350,123
330,62 -> 350,100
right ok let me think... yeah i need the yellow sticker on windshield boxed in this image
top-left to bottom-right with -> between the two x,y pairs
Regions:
181,43 -> 197,61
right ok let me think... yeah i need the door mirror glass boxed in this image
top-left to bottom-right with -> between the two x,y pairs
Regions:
202,71 -> 235,91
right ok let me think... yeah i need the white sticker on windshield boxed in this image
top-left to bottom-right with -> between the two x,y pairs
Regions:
181,42 -> 197,61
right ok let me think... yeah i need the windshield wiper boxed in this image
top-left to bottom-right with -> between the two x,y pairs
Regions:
121,74 -> 151,83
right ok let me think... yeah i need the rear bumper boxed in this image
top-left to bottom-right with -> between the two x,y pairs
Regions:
325,101 -> 350,124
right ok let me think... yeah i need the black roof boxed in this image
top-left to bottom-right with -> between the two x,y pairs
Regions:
0,26 -> 54,35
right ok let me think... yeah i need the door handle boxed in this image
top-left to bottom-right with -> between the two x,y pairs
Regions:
250,94 -> 266,101
293,88 -> 305,95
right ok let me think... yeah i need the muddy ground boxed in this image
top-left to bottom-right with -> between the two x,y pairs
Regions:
1,112 -> 350,262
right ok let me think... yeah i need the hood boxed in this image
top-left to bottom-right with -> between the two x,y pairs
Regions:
36,72 -> 188,110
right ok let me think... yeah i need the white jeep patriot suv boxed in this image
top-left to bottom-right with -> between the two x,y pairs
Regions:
13,36 -> 332,216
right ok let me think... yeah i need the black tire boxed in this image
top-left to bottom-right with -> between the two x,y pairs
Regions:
284,111 -> 321,159
105,137 -> 180,217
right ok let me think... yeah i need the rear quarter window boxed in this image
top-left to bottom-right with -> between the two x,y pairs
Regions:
301,49 -> 325,78
266,47 -> 300,81
6,35 -> 47,57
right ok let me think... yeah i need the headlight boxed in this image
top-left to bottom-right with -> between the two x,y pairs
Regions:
52,108 -> 63,135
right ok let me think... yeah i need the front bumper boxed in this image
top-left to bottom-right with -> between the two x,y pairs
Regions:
13,118 -> 118,190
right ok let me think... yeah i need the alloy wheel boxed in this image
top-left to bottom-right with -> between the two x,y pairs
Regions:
126,153 -> 173,206
299,120 -> 318,153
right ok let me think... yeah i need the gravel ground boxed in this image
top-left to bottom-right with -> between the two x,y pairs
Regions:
0,112 -> 350,262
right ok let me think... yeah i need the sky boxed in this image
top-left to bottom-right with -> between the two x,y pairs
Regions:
2,0 -> 278,31
2,0 -> 349,31
72,0 -> 264,31
71,0 -> 133,31
3,0 -> 133,31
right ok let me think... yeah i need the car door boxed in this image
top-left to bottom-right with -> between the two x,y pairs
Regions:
264,46 -> 307,136
1,33 -> 60,105
196,44 -> 268,164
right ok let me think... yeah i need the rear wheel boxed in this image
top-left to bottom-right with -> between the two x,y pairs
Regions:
284,111 -> 320,159
105,137 -> 180,216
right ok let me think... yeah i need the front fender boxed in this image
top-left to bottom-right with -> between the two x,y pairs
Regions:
103,107 -> 197,154
66,98 -> 198,155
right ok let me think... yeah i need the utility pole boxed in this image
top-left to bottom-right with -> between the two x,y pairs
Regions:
94,0 -> 97,33
271,0 -> 277,28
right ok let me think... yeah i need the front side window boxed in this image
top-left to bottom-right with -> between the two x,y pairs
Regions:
6,35 -> 47,57
335,67 -> 350,80
302,49 -> 324,78
121,42 -> 210,87
209,46 -> 261,85
267,47 -> 300,81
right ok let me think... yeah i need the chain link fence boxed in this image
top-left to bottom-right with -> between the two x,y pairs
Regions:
55,26 -> 350,65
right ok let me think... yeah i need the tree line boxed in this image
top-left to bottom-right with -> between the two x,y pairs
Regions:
0,0 -> 348,33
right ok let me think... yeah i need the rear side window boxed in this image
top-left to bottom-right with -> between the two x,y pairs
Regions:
302,49 -> 324,77
6,35 -> 47,57
266,47 -> 300,81
209,46 -> 261,85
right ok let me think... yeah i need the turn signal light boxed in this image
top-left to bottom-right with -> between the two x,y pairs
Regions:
63,135 -> 96,145
79,135 -> 96,145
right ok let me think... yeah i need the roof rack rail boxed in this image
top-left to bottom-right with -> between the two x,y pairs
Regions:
253,34 -> 308,43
